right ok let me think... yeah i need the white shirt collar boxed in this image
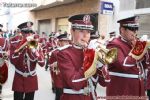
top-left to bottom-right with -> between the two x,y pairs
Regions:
120,35 -> 128,42
73,44 -> 83,49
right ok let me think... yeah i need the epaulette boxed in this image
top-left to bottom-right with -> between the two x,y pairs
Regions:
57,45 -> 71,51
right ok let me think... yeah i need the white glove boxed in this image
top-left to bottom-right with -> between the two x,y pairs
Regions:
96,61 -> 103,69
26,35 -> 34,41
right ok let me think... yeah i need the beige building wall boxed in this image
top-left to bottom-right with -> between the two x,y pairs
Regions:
33,0 -> 100,32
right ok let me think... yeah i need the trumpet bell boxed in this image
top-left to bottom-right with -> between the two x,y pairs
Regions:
97,45 -> 117,64
105,48 -> 117,64
28,40 -> 38,49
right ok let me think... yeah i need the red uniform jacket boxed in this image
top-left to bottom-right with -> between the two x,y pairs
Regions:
39,37 -> 48,58
0,37 -> 9,84
146,69 -> 150,90
106,36 -> 148,96
49,48 -> 63,88
46,42 -> 53,53
57,45 -> 109,100
146,50 -> 150,90
0,37 -> 9,58
9,35 -> 45,92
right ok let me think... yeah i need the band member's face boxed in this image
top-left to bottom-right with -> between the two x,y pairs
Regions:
71,29 -> 91,47
121,27 -> 137,44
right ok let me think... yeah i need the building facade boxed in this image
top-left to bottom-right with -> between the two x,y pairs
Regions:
31,0 -> 99,35
0,0 -> 150,38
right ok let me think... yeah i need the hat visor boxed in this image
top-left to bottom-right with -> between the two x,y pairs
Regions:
72,25 -> 94,31
59,38 -> 70,41
124,26 -> 139,32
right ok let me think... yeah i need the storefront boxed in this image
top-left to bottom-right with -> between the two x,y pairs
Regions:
31,0 -> 99,36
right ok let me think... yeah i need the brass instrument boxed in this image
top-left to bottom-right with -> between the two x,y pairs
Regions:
14,35 -> 38,53
28,40 -> 38,49
96,45 -> 117,64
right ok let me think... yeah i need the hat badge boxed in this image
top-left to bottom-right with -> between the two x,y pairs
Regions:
83,15 -> 91,24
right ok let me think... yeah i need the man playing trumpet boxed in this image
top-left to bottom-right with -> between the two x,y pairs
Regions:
9,22 -> 45,100
57,14 -> 115,100
106,15 -> 149,99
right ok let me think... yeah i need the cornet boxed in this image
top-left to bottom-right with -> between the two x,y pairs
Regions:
28,40 -> 38,49
96,45 -> 117,64
15,35 -> 38,53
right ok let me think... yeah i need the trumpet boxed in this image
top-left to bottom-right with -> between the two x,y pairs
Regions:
14,35 -> 38,53
28,40 -> 38,49
96,45 -> 117,64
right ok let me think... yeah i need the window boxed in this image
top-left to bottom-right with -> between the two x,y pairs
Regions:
136,0 -> 150,9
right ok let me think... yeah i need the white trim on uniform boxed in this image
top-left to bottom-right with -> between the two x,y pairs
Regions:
123,57 -> 135,67
15,68 -> 36,77
12,55 -> 19,58
11,40 -> 22,44
91,76 -> 99,82
105,79 -> 111,82
57,44 -> 71,50
38,59 -> 45,63
63,88 -> 90,95
109,71 -> 140,79
73,45 -> 83,49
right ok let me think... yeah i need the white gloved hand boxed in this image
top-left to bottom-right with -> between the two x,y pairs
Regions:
26,35 -> 34,42
88,39 -> 98,49
31,48 -> 36,53
140,35 -> 148,42
96,61 -> 103,69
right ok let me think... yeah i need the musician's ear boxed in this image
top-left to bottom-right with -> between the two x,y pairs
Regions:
120,27 -> 126,35
70,28 -> 75,35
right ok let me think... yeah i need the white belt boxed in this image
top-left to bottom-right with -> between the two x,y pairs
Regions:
15,68 -> 36,77
63,87 -> 90,95
109,72 -> 142,79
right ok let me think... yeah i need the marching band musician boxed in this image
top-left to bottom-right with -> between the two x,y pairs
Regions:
47,34 -> 57,92
9,21 -> 45,100
39,32 -> 47,56
49,33 -> 70,100
45,39 -> 53,71
57,14 -> 111,100
0,24 -> 9,100
106,16 -> 149,98
39,32 -> 48,70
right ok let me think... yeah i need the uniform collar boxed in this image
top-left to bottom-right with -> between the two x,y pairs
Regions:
120,36 -> 132,47
73,44 -> 83,49
120,35 -> 128,42
57,44 -> 71,50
